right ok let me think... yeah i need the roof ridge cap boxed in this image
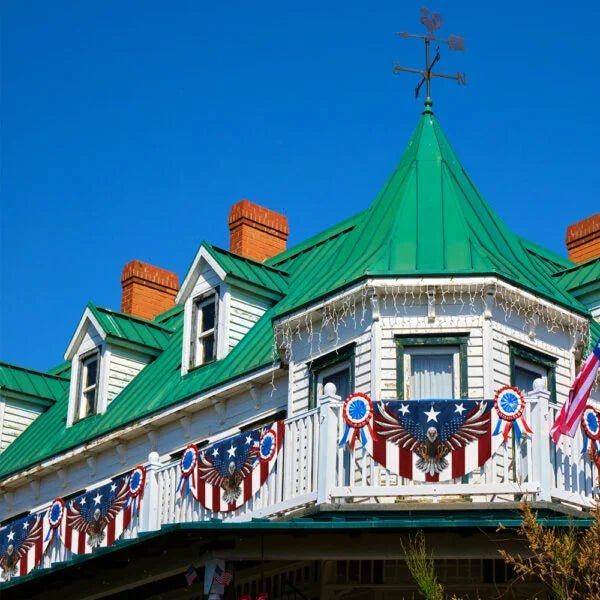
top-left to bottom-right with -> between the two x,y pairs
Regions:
89,303 -> 174,333
552,255 -> 600,277
206,243 -> 290,276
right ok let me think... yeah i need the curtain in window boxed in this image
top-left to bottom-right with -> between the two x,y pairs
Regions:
410,354 -> 454,399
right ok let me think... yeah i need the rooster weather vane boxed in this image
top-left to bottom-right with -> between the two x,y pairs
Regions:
393,7 -> 466,101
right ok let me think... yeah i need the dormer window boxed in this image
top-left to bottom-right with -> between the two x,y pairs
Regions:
191,291 -> 218,367
76,350 -> 100,421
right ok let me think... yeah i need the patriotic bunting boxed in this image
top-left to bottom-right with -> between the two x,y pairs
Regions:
338,393 -> 520,482
180,421 -> 284,512
0,465 -> 146,581
339,393 -> 374,450
492,386 -> 533,445
62,476 -> 132,554
581,405 -> 600,456
177,444 -> 198,496
0,514 -> 44,581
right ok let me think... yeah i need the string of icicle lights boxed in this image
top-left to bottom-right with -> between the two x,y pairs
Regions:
269,280 -> 595,392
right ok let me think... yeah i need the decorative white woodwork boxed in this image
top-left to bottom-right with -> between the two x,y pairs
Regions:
179,416 -> 192,439
116,442 -> 128,465
86,455 -> 97,476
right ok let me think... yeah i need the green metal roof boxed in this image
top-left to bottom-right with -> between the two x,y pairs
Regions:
87,303 -> 174,353
203,242 -> 290,297
0,108 -> 597,480
267,106 -> 589,318
553,257 -> 600,294
0,362 -> 69,404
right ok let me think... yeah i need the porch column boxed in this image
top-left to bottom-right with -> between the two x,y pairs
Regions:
139,450 -> 161,532
528,379 -> 552,502
317,384 -> 341,504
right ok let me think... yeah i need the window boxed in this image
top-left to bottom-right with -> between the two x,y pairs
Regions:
509,342 -> 556,401
190,291 -> 218,367
396,335 -> 468,400
308,343 -> 356,408
76,350 -> 100,421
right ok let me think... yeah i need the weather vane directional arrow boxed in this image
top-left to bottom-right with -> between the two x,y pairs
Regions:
393,7 -> 466,101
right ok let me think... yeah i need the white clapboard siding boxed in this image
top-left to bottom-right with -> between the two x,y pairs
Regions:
107,350 -> 148,403
228,289 -> 270,351
0,398 -> 44,451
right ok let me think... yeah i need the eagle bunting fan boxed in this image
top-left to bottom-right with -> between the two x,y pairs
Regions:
338,393 -> 514,482
181,420 -> 285,512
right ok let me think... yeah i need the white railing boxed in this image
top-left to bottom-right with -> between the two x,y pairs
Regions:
4,385 -> 598,583
153,408 -> 320,528
323,385 -> 597,507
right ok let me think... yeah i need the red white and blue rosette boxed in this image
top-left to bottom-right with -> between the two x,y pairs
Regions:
339,392 -> 375,450
259,429 -> 277,463
125,465 -> 146,513
581,405 -> 600,456
493,386 -> 533,445
44,497 -> 65,544
177,443 -> 198,496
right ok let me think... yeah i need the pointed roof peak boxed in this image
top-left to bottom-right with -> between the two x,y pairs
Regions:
273,110 -> 588,317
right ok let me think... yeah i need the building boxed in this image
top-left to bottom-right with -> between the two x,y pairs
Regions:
1,100 -> 599,600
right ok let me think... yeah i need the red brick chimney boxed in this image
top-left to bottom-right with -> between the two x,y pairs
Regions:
228,199 -> 289,262
566,213 -> 600,263
121,260 -> 179,321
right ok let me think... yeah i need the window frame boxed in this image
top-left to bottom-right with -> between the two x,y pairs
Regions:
509,341 -> 557,402
75,349 -> 100,422
308,343 -> 356,409
190,288 -> 219,369
395,335 -> 469,401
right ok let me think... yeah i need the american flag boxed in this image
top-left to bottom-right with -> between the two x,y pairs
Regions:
213,564 -> 233,586
551,340 -> 600,443
185,564 -> 199,586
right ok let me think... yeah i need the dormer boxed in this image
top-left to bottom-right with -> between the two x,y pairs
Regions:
177,241 -> 289,375
64,303 -> 173,425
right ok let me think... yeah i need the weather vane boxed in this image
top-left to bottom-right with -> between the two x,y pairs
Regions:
393,7 -> 466,102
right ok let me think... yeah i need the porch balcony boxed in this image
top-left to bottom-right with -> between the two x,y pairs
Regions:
16,381 -> 600,577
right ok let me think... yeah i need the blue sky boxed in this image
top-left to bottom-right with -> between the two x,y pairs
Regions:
2,1 -> 599,371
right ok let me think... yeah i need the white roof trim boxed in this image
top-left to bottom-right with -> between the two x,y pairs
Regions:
63,307 -> 107,362
176,245 -> 227,304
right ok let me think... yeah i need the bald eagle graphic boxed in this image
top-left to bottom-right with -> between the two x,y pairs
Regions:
198,433 -> 259,505
0,515 -> 43,581
375,401 -> 490,476
67,478 -> 129,548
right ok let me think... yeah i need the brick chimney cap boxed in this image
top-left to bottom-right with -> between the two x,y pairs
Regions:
566,212 -> 600,245
228,199 -> 289,235
121,259 -> 179,290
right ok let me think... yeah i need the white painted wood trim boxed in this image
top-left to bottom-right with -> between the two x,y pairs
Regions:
64,308 -> 106,361
330,483 -> 541,498
176,246 -> 227,305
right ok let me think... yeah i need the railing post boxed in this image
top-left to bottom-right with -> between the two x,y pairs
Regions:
528,379 -> 552,502
317,383 -> 341,504
140,450 -> 161,532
